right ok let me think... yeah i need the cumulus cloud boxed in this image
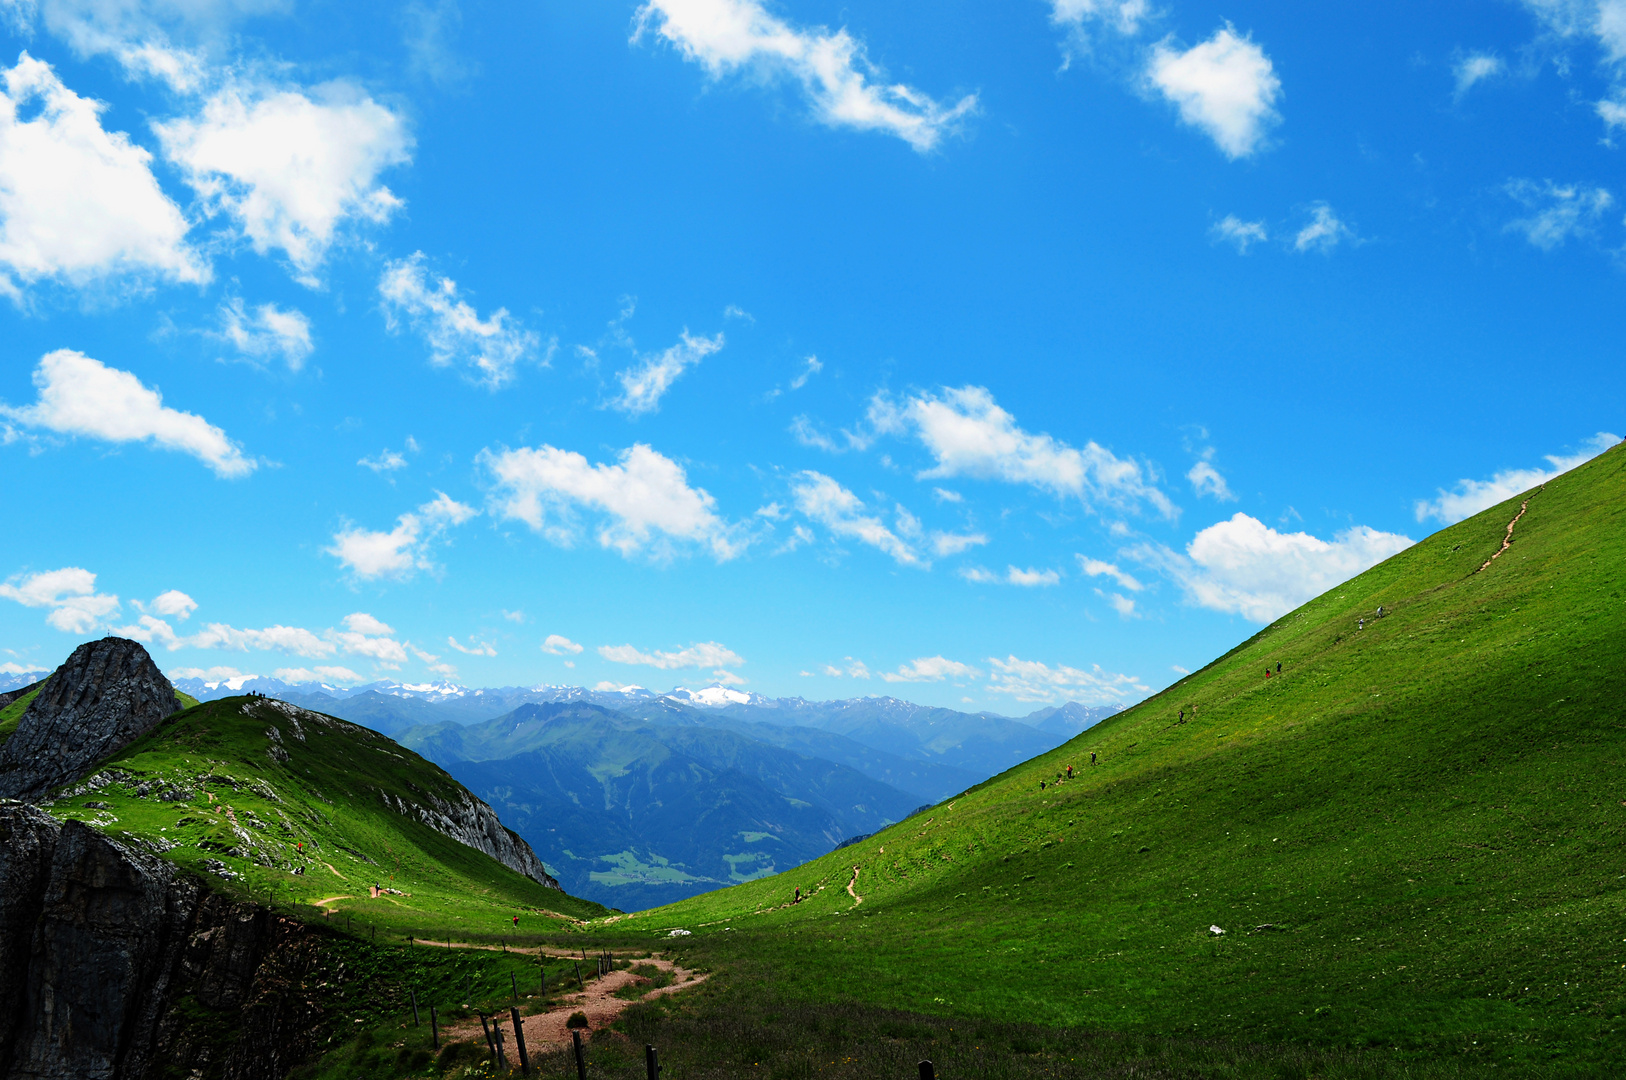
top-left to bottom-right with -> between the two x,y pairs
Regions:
0,53 -> 207,298
124,611 -> 405,668
1148,25 -> 1281,159
145,589 -> 197,619
155,78 -> 411,283
821,657 -> 871,679
2,349 -> 255,477
1293,202 -> 1354,254
870,386 -> 1174,517
1454,52 -> 1506,97
327,491 -> 477,580
881,655 -> 980,682
610,330 -> 724,416
1132,513 -> 1414,623
1076,556 -> 1144,592
0,566 -> 120,633
0,661 -> 47,676
598,640 -> 745,684
632,0 -> 978,152
1210,214 -> 1267,253
1415,432 -> 1619,524
215,297 -> 313,370
541,634 -> 583,655
482,442 -> 741,560
378,253 -> 542,389
985,654 -> 1149,705
791,471 -> 925,566
960,565 -> 1060,586
1503,179 -> 1613,250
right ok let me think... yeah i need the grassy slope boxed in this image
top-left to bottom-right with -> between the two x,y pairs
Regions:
591,443 -> 1626,1074
48,695 -> 605,937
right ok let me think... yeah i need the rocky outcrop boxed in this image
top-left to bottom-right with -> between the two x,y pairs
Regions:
0,680 -> 44,713
0,803 -> 327,1080
0,640 -> 181,803
389,787 -> 561,890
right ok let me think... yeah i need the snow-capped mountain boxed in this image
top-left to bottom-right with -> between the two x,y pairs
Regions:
0,669 -> 48,693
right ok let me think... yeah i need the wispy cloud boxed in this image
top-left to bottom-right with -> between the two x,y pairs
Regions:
1453,51 -> 1505,98
215,298 -> 313,370
1293,202 -> 1355,254
791,471 -> 925,566
1210,214 -> 1268,253
633,0 -> 978,152
610,330 -> 724,416
1503,179 -> 1613,250
327,492 -> 478,580
881,655 -> 980,682
985,654 -> 1149,705
1415,432 -> 1618,523
379,252 -> 543,389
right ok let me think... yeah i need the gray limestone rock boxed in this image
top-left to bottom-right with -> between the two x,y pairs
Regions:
0,640 -> 181,803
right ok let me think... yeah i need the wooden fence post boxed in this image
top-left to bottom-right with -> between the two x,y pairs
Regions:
645,1044 -> 660,1080
574,962 -> 583,988
410,989 -> 420,1027
429,1005 -> 439,1051
479,1013 -> 495,1063
511,1006 -> 530,1075
572,1028 -> 587,1080
918,1061 -> 935,1080
512,971 -> 519,1000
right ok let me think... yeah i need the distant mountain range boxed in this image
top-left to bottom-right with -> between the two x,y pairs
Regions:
157,673 -> 1118,908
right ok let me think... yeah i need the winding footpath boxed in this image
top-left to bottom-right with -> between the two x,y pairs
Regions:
1478,488 -> 1540,573
439,954 -> 707,1051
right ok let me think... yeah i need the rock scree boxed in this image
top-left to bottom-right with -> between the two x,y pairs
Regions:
0,639 -> 181,803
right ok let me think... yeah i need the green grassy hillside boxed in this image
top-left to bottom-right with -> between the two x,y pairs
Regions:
588,441 -> 1626,1075
46,695 -> 605,936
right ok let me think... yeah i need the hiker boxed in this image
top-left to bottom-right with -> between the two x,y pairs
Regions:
794,887 -> 801,903
1066,765 -> 1074,779
1040,780 -> 1046,790
1090,751 -> 1097,766
1359,618 -> 1365,630
1276,662 -> 1281,674
512,915 -> 519,928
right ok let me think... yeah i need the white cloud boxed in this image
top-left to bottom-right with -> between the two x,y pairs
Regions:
821,657 -> 871,679
542,633 -> 583,655
633,0 -> 978,152
985,654 -> 1149,705
148,589 -> 197,619
1503,179 -> 1613,250
1454,52 -> 1506,97
1076,556 -> 1144,592
0,661 -> 46,675
1148,25 -> 1281,160
18,0 -> 291,89
155,78 -> 410,283
789,355 -> 822,390
132,616 -> 402,664
2,349 -> 255,477
0,566 -> 120,633
961,565 -> 1060,586
0,53 -> 207,297
881,655 -> 980,683
874,386 -> 1174,517
1187,459 -> 1236,501
273,665 -> 363,684
1210,214 -> 1267,253
789,414 -> 843,452
378,253 -> 542,389
598,640 -> 745,670
446,635 -> 495,656
930,531 -> 986,557
1049,0 -> 1150,37
610,330 -> 724,416
359,448 -> 408,472
168,665 -> 250,683
1414,432 -> 1619,524
483,442 -> 741,560
502,609 -> 525,623
1293,202 -> 1354,254
216,297 -> 313,369
1104,591 -> 1137,618
327,491 -> 476,581
932,487 -> 962,503
791,471 -> 924,566
1132,513 -> 1414,623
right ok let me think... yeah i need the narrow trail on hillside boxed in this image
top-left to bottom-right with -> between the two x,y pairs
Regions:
438,955 -> 708,1051
847,864 -> 863,907
1478,488 -> 1541,573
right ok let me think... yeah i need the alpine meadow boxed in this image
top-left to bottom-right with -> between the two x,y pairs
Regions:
2,1 -> 1624,1078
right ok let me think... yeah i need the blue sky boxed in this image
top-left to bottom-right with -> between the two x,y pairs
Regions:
0,0 -> 1620,710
